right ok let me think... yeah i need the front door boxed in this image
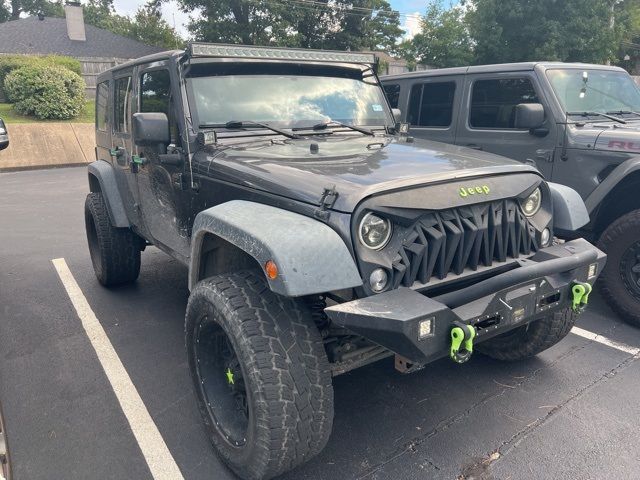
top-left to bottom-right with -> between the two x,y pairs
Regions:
134,65 -> 191,261
455,73 -> 557,179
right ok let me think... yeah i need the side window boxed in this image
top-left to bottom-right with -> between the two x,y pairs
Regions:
114,76 -> 132,133
96,81 -> 109,131
140,70 -> 171,115
470,78 -> 540,129
407,82 -> 456,127
383,84 -> 400,109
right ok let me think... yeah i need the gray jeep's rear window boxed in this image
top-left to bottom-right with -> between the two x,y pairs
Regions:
407,81 -> 456,127
470,78 -> 539,129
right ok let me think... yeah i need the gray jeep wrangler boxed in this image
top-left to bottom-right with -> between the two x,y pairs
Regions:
85,44 -> 605,480
382,63 -> 640,326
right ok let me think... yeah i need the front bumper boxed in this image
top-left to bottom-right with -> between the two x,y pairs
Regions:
325,238 -> 606,367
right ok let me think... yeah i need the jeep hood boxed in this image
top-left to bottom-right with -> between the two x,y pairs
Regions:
593,123 -> 640,153
204,136 -> 540,212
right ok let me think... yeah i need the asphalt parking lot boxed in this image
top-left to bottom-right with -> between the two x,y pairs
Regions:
1,166 -> 640,480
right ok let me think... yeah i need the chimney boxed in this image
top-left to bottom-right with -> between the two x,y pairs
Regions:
64,1 -> 86,42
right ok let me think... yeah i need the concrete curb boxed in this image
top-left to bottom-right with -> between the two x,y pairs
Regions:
0,122 -> 94,172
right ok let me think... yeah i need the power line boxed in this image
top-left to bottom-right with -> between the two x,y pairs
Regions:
241,0 -> 423,21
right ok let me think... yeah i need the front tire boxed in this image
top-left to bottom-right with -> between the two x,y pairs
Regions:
478,308 -> 579,361
84,192 -> 141,286
597,210 -> 640,327
185,271 -> 334,480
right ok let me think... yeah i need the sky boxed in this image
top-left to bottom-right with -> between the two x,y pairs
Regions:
111,0 -> 434,39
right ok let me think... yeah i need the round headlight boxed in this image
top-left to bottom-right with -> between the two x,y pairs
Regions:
359,212 -> 392,250
521,188 -> 542,217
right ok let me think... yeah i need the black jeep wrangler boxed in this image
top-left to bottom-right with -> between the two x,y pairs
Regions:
85,43 -> 605,480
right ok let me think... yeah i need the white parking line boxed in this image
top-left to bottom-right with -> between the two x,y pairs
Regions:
571,326 -> 640,357
52,258 -> 184,480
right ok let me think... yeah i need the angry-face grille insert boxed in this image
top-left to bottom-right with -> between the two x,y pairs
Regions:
390,200 -> 538,289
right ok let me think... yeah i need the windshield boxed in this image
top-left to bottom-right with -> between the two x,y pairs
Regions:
188,74 -> 392,129
546,68 -> 640,116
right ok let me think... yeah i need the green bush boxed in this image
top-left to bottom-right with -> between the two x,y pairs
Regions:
5,65 -> 86,120
0,55 -> 81,98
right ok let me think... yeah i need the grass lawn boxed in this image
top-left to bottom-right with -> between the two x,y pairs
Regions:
0,100 -> 95,124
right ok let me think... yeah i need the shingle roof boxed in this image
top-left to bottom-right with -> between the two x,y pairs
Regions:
0,16 -> 163,59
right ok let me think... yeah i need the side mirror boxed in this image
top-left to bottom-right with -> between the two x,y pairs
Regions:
514,103 -> 545,129
391,108 -> 402,121
132,112 -> 170,147
0,118 -> 8,151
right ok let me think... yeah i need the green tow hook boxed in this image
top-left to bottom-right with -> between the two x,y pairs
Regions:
450,322 -> 476,364
571,282 -> 593,312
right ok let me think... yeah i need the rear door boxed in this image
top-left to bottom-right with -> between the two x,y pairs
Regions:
455,73 -> 557,178
110,71 -> 144,228
403,76 -> 463,144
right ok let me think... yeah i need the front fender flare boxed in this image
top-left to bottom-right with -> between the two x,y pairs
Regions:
87,161 -> 129,228
585,155 -> 640,214
189,200 -> 363,296
548,182 -> 590,231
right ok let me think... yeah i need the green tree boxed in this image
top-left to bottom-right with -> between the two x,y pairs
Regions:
466,0 -> 629,65
83,0 -> 182,49
129,6 -> 183,49
330,0 -> 403,51
403,1 -> 473,68
0,0 -> 63,21
174,0 -> 402,50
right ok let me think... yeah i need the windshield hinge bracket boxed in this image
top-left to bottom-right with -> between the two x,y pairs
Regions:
315,185 -> 339,220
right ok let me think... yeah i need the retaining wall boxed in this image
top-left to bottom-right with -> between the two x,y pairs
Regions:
0,123 -> 94,171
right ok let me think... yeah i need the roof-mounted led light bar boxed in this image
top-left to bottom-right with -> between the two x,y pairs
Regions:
187,43 -> 376,65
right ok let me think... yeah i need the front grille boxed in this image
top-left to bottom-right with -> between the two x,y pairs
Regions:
390,199 -> 538,289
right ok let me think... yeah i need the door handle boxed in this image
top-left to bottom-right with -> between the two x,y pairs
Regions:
466,144 -> 483,150
109,147 -> 124,158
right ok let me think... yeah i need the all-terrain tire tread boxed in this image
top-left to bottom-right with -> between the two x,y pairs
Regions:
85,192 -> 140,286
597,209 -> 640,327
186,271 -> 333,480
478,308 -> 579,361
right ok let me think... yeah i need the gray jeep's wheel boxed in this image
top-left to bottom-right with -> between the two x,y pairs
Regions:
84,192 -> 141,286
185,271 -> 334,480
597,209 -> 640,327
478,307 -> 579,361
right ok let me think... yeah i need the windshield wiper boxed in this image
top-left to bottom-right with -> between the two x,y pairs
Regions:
295,121 -> 374,136
567,111 -> 627,124
606,110 -> 640,118
220,120 -> 301,139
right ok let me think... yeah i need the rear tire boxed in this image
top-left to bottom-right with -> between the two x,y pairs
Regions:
478,308 -> 578,361
597,210 -> 640,327
185,271 -> 334,480
84,192 -> 141,286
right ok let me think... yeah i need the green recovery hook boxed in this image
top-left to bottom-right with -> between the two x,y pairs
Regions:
571,281 -> 593,312
450,321 -> 476,364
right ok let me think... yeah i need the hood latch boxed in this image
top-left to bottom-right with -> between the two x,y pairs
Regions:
315,185 -> 339,220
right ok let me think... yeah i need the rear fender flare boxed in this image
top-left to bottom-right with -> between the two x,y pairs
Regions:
87,161 -> 129,228
189,200 -> 363,296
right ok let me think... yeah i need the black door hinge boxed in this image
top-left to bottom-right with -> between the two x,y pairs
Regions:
315,185 -> 338,220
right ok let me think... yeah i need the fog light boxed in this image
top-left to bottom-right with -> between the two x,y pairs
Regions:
369,268 -> 388,292
419,318 -> 434,339
588,263 -> 598,279
541,228 -> 551,247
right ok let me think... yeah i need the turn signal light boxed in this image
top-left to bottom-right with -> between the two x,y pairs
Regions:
265,260 -> 278,280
